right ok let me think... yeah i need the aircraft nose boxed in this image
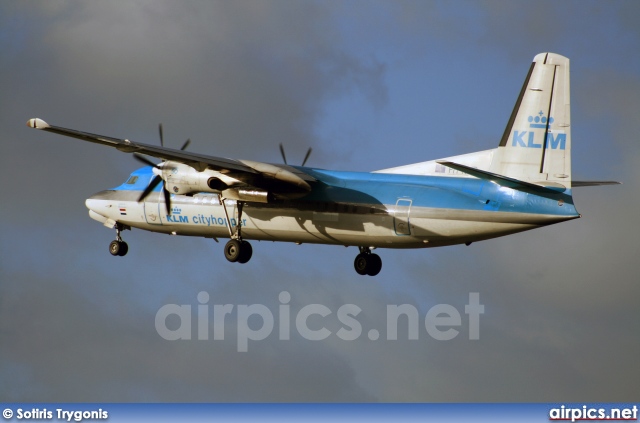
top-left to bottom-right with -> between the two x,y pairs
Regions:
85,190 -> 113,210
85,194 -> 101,212
85,190 -> 114,220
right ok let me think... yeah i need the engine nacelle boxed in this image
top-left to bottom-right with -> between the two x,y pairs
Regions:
161,161 -> 231,195
158,160 -> 309,202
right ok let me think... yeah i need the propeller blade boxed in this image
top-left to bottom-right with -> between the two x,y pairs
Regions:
162,183 -> 172,215
133,153 -> 160,169
301,147 -> 313,167
159,123 -> 164,147
137,175 -> 163,202
279,143 -> 287,165
180,138 -> 191,151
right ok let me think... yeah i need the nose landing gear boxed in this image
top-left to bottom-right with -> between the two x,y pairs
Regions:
354,247 -> 382,276
109,223 -> 129,257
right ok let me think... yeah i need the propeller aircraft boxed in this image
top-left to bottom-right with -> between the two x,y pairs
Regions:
27,53 -> 619,276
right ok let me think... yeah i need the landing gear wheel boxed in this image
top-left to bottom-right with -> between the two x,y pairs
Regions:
367,253 -> 382,276
109,223 -> 129,257
109,240 -> 120,256
354,253 -> 369,275
354,252 -> 382,276
109,240 -> 128,257
237,241 -> 253,264
224,239 -> 242,262
224,239 -> 253,263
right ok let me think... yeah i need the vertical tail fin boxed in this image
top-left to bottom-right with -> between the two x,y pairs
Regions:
489,53 -> 571,189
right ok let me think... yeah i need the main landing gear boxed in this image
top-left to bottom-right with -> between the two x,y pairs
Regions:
224,239 -> 253,263
220,197 -> 253,264
109,223 -> 129,257
354,247 -> 382,276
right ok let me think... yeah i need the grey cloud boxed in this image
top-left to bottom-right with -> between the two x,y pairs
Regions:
9,1 -> 386,156
0,261 -> 377,402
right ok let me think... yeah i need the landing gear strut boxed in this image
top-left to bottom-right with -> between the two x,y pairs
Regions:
354,247 -> 382,276
220,197 -> 252,264
109,223 -> 129,257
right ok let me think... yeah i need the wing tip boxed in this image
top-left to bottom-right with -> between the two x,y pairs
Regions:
27,118 -> 49,129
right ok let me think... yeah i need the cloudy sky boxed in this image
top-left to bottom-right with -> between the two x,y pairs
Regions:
1,1 -> 638,402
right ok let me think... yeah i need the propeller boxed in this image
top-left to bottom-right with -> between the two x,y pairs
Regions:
180,138 -> 191,151
279,143 -> 313,167
279,143 -> 287,165
301,147 -> 313,167
159,123 -> 190,152
134,154 -> 171,215
134,124 -> 192,215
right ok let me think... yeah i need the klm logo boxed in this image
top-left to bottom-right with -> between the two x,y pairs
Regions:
167,215 -> 189,223
511,111 -> 566,150
528,111 -> 554,128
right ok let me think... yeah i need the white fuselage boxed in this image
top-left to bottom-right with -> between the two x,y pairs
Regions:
85,189 -> 567,249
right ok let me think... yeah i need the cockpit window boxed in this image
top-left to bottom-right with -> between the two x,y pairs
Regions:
126,176 -> 139,185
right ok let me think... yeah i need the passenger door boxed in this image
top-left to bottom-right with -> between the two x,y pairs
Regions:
394,198 -> 412,235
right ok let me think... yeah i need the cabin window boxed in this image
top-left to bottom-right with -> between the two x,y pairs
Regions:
126,176 -> 139,185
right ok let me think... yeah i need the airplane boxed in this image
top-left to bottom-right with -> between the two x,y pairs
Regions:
27,52 -> 619,276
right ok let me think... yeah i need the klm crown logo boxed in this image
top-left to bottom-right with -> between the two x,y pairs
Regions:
528,110 -> 554,129
512,110 -> 566,150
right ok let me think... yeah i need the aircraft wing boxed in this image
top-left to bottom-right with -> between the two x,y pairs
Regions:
27,118 -> 315,194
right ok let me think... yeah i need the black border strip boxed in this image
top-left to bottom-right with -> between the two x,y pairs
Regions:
539,65 -> 557,173
498,61 -> 536,147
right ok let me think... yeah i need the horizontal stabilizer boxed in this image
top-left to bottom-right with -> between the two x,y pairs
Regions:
436,160 -> 565,196
572,181 -> 622,187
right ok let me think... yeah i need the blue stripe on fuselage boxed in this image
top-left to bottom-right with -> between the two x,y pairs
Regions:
111,166 -> 578,217
300,168 -> 578,217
